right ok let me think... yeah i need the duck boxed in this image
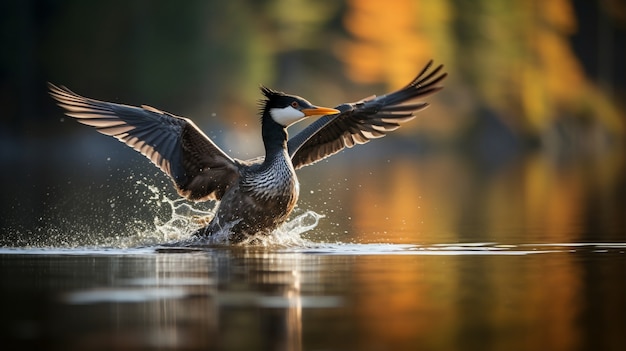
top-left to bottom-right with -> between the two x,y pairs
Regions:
49,60 -> 446,243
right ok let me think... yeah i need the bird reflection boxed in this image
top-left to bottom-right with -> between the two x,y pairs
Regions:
146,249 -> 325,350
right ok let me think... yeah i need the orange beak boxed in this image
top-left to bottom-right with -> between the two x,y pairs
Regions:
301,106 -> 340,117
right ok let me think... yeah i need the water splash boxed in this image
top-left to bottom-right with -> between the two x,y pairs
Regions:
237,210 -> 324,247
165,210 -> 324,248
143,182 -> 213,243
63,181 -> 216,248
6,180 -> 323,249
138,181 -> 325,248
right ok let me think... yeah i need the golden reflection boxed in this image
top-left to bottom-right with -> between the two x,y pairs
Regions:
352,256 -> 456,349
524,155 -> 584,241
343,148 -> 624,244
349,252 -> 584,350
349,156 -> 473,243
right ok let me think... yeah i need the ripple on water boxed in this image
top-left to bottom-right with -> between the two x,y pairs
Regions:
1,242 -> 624,257
290,242 -> 626,255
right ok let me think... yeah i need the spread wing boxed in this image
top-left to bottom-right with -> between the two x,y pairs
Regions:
49,84 -> 239,201
288,60 -> 447,170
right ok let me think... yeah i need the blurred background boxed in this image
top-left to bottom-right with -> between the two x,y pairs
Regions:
0,0 -> 624,245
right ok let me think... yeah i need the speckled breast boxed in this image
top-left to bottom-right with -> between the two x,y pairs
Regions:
242,156 -> 299,209
237,155 -> 300,231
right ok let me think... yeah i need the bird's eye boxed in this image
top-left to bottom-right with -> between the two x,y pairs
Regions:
291,101 -> 299,108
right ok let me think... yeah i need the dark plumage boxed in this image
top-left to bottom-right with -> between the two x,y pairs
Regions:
49,60 -> 447,243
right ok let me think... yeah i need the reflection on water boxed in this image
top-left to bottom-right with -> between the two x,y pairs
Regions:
0,244 -> 624,351
299,149 -> 624,245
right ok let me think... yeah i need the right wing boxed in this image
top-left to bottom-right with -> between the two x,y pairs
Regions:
288,60 -> 446,169
49,84 -> 239,201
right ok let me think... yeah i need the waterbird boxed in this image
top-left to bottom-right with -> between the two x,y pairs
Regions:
49,60 -> 446,243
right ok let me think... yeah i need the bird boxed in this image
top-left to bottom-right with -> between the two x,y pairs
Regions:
49,60 -> 446,243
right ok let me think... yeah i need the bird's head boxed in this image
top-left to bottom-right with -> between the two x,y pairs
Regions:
260,86 -> 339,127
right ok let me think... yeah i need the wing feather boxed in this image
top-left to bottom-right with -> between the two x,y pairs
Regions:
49,83 -> 239,201
288,60 -> 447,169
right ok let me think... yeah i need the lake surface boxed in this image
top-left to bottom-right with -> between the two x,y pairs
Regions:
1,138 -> 625,350
0,243 -> 625,351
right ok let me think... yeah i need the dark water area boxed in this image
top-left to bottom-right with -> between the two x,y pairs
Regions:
0,244 -> 625,351
1,133 -> 625,350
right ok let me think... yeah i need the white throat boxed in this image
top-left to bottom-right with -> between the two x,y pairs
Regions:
270,106 -> 306,127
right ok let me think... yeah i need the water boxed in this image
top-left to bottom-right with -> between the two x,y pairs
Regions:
1,139 -> 624,350
0,243 -> 624,351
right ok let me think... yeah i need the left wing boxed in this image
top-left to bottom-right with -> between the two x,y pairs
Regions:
288,60 -> 446,170
49,84 -> 240,201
